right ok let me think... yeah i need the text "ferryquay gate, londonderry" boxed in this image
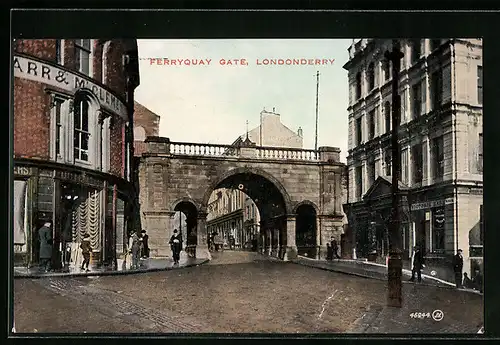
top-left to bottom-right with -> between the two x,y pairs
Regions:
145,58 -> 336,66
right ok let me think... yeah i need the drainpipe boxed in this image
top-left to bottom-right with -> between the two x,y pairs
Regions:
451,40 -> 459,256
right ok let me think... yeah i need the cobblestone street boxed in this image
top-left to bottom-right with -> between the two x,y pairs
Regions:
14,251 -> 483,334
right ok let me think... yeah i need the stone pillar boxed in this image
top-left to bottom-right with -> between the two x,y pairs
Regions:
271,228 -> 279,257
266,228 -> 272,255
195,213 -> 212,260
144,211 -> 174,257
284,215 -> 297,261
316,215 -> 321,259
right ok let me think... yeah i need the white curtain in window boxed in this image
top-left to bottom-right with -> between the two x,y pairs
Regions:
14,180 -> 27,246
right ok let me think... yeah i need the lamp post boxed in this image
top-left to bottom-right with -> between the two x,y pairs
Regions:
384,39 -> 404,308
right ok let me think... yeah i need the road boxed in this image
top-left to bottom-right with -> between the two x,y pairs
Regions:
13,251 -> 483,334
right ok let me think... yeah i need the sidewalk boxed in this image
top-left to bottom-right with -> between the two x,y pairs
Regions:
293,256 -> 483,294
14,257 -> 208,279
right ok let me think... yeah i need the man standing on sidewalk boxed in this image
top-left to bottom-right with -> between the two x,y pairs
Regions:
453,249 -> 464,288
38,222 -> 53,272
330,236 -> 341,259
409,246 -> 425,282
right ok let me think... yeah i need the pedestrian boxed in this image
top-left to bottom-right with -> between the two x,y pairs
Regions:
128,230 -> 141,269
472,268 -> 483,293
330,236 -> 341,259
169,229 -> 183,265
140,230 -> 149,258
80,233 -> 92,272
463,272 -> 473,289
452,249 -> 464,288
38,222 -> 53,272
409,246 -> 425,282
326,243 -> 332,260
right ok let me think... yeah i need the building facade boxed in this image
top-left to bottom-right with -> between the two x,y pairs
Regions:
13,39 -> 140,270
342,39 -> 483,277
133,101 -> 161,157
206,108 -> 303,252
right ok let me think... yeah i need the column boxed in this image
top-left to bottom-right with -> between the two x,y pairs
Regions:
195,212 -> 211,260
284,215 -> 297,261
316,215 -> 321,259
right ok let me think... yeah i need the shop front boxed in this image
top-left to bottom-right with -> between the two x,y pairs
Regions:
13,158 -> 134,271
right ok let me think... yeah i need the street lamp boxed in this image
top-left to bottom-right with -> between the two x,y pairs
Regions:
384,39 -> 404,308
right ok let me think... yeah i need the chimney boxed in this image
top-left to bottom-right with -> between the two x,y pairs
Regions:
297,127 -> 303,137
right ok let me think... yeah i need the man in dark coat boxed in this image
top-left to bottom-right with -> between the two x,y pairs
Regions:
409,246 -> 425,282
330,236 -> 341,259
326,243 -> 333,260
140,230 -> 149,258
38,222 -> 53,272
80,233 -> 92,271
453,249 -> 464,288
169,229 -> 183,265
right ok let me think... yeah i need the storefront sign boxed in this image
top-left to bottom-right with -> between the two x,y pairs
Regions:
56,170 -> 104,188
13,55 -> 128,120
410,198 -> 454,211
13,166 -> 33,176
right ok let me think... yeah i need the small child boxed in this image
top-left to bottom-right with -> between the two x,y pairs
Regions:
80,233 -> 92,272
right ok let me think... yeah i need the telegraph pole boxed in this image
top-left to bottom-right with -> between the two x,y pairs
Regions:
314,71 -> 320,152
384,40 -> 404,308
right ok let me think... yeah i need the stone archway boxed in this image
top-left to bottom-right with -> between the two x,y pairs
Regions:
173,200 -> 198,258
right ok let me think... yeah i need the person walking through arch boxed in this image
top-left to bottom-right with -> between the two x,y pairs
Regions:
128,230 -> 141,269
169,229 -> 183,265
140,230 -> 149,258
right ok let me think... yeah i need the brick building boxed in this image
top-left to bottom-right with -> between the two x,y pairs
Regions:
133,101 -> 160,157
13,39 -> 140,270
342,39 -> 483,278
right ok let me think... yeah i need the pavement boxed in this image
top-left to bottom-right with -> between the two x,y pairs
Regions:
293,256 -> 483,295
14,256 -> 208,279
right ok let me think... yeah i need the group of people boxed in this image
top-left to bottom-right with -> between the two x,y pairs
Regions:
326,236 -> 341,260
409,246 -> 483,292
127,229 -> 150,269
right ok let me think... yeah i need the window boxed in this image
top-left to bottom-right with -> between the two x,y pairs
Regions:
355,166 -> 363,198
412,82 -> 422,118
75,39 -> 91,76
74,97 -> 90,162
55,39 -> 62,64
385,148 -> 392,176
431,69 -> 443,111
478,133 -> 483,173
432,136 -> 444,179
430,39 -> 441,52
411,143 -> 423,184
382,59 -> 390,82
384,101 -> 391,133
355,117 -> 362,146
368,110 -> 375,140
54,100 -> 62,157
355,72 -> 362,99
477,66 -> 483,105
411,39 -> 421,64
367,62 -> 375,91
367,160 -> 376,187
432,207 -> 445,251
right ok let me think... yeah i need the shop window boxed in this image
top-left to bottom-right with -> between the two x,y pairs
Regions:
384,101 -> 391,134
14,180 -> 28,253
432,207 -> 445,251
75,39 -> 91,76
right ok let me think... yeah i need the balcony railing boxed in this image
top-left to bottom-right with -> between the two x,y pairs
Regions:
167,141 -> 320,161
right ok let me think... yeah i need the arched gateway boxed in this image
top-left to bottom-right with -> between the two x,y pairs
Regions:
139,137 -> 347,261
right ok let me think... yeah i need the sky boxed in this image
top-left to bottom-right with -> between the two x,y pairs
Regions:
135,39 -> 352,162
